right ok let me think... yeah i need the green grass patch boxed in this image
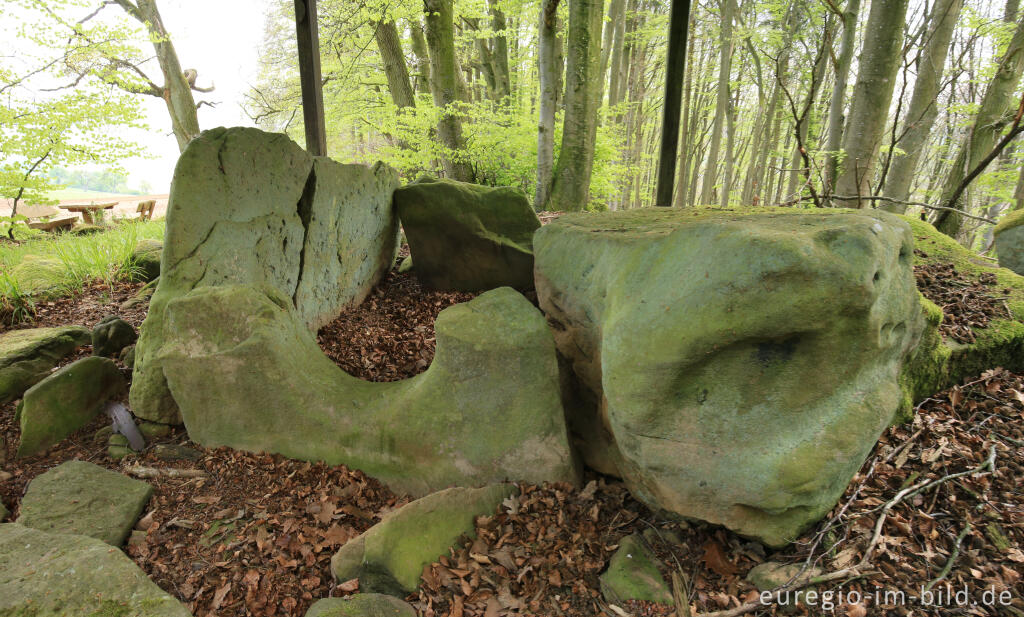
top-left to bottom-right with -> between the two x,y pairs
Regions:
0,219 -> 165,324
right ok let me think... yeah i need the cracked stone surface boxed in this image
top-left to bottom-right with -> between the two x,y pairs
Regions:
128,127 -> 576,494
534,208 -> 924,546
131,127 -> 400,424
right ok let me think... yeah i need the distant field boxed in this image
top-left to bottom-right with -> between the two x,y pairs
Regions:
45,188 -> 136,201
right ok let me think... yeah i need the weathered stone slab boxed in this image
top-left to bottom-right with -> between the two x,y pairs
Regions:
599,534 -> 672,605
17,356 -> 126,458
331,485 -> 515,596
0,523 -> 190,616
132,238 -> 163,282
17,460 -> 152,546
92,315 -> 138,358
306,594 -> 417,617
0,326 -> 90,404
131,127 -> 400,424
535,208 -> 924,546
394,176 -> 539,291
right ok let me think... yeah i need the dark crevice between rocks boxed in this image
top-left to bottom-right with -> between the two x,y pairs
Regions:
292,168 -> 317,307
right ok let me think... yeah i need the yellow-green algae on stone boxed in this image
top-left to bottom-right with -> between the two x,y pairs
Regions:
130,127 -> 400,425
330,485 -> 514,596
535,207 -> 924,546
0,326 -> 90,405
896,216 -> 1024,415
0,523 -> 190,617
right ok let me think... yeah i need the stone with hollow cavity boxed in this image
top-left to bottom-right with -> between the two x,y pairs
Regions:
534,208 -> 924,546
131,126 -> 400,425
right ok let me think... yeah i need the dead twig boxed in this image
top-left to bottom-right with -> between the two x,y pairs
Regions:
126,465 -> 208,479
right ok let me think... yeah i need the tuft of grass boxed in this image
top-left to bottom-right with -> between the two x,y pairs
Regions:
0,219 -> 165,325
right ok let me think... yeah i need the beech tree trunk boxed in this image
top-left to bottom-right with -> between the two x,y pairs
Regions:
547,0 -> 605,211
881,0 -> 963,210
116,0 -> 202,152
424,0 -> 475,181
822,0 -> 861,202
408,19 -> 432,95
699,0 -> 736,206
934,10 -> 1024,237
375,20 -> 415,108
536,0 -> 562,208
833,0 -> 911,207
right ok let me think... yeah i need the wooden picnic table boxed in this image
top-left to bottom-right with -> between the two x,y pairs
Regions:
58,202 -> 117,225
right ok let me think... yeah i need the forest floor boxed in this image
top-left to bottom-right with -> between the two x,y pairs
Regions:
0,255 -> 1021,617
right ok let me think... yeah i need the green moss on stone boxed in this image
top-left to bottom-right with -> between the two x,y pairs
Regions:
599,534 -> 672,604
994,208 -> 1024,235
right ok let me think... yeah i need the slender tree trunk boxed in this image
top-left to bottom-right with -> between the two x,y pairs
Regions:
598,0 -> 626,109
823,0 -> 861,203
607,0 -> 629,109
833,0 -> 911,207
408,19 -> 432,95
784,21 -> 832,200
375,21 -> 416,108
700,0 -> 736,206
491,5 -> 512,99
536,0 -> 562,209
934,10 -> 1024,237
119,0 -> 202,152
548,0 -> 605,211
881,0 -> 963,210
1015,160 -> 1024,211
673,5 -> 699,207
424,0 -> 475,181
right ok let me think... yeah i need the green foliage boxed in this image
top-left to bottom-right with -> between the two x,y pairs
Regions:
0,220 -> 165,324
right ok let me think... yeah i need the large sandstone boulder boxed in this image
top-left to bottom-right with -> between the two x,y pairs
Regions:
535,208 -> 924,546
394,177 -> 540,291
0,325 -> 90,404
154,285 -> 575,495
0,523 -> 190,616
994,209 -> 1024,276
17,356 -> 126,458
331,485 -> 514,596
131,127 -> 401,424
17,460 -> 152,546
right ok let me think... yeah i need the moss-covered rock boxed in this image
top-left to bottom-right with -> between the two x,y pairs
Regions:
331,485 -> 515,595
131,238 -> 163,282
131,127 -> 400,424
10,255 -> 66,294
535,208 -> 923,546
897,216 -> 1024,416
0,523 -> 191,616
17,460 -> 153,546
17,356 -> 126,458
155,285 -> 575,494
394,177 -> 540,291
993,210 -> 1024,276
306,595 -> 417,617
0,325 -> 90,405
92,315 -> 138,358
599,534 -> 672,605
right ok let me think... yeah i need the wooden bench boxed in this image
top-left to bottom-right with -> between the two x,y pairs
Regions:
27,216 -> 77,232
136,200 -> 156,220
15,205 -> 76,233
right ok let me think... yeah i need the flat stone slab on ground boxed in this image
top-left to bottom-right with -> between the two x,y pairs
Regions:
0,523 -> 191,616
17,460 -> 153,546
306,594 -> 417,617
0,325 -> 90,404
599,533 -> 672,605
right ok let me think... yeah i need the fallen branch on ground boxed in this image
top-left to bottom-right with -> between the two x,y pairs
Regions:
126,465 -> 208,479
